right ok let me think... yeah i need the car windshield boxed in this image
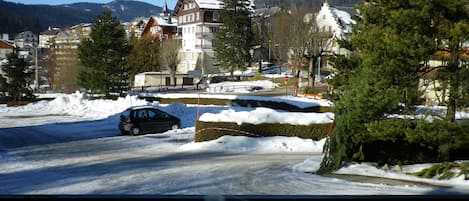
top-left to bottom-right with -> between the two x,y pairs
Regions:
2,1 -> 469,200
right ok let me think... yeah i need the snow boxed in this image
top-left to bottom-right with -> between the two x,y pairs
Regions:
206,80 -> 278,93
0,90 -> 468,195
199,107 -> 334,125
194,0 -> 223,9
180,136 -> 326,153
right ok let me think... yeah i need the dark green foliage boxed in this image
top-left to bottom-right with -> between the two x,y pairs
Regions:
214,0 -> 254,75
411,162 -> 469,180
125,35 -> 161,85
0,8 -> 40,36
363,119 -> 469,165
195,121 -> 330,142
78,10 -> 129,98
2,51 -> 36,102
318,1 -> 446,174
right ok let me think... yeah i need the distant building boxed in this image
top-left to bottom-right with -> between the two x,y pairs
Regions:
173,0 -> 224,74
316,0 -> 356,56
0,39 -> 15,59
125,17 -> 148,38
39,27 -> 60,49
141,14 -> 178,40
50,23 -> 92,92
14,31 -> 38,48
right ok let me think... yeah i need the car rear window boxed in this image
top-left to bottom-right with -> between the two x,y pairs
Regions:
121,110 -> 131,119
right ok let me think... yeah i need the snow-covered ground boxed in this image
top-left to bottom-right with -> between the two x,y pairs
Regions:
0,92 -> 468,195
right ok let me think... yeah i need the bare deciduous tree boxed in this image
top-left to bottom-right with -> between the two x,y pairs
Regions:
161,39 -> 181,86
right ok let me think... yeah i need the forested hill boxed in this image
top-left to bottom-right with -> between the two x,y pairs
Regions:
0,0 -> 163,37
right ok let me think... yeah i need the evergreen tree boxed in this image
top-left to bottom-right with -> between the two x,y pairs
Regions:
214,0 -> 254,76
429,1 -> 469,122
77,10 -> 129,98
125,35 -> 161,86
318,0 -> 436,173
3,51 -> 36,102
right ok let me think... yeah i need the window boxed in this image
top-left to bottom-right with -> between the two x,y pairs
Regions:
213,12 -> 219,21
209,26 -> 219,33
196,12 -> 199,21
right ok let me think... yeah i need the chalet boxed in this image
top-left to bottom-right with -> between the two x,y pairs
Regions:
141,15 -> 178,39
126,17 -> 148,38
173,0 -> 224,74
0,39 -> 14,59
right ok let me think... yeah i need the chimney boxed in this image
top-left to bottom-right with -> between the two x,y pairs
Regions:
2,33 -> 8,40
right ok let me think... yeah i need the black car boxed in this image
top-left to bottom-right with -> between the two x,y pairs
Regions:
119,106 -> 181,135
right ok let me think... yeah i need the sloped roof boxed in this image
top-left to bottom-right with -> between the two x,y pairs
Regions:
331,7 -> 356,33
152,15 -> 178,27
195,0 -> 223,9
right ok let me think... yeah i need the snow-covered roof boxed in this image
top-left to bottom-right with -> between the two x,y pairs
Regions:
195,0 -> 223,9
331,7 -> 356,33
152,15 -> 178,27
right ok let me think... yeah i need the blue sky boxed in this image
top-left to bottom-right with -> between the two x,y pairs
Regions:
5,0 -> 177,8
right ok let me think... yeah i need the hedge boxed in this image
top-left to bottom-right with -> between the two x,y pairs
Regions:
195,120 -> 331,142
363,119 -> 469,166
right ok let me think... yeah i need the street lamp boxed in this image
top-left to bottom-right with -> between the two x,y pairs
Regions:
34,45 -> 38,92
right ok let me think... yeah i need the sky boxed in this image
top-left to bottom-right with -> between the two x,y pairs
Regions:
5,0 -> 177,8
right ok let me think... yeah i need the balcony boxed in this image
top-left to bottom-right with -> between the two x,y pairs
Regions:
195,44 -> 213,49
195,32 -> 213,39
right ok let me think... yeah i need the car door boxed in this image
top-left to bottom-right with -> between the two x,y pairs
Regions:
147,109 -> 173,133
134,109 -> 152,134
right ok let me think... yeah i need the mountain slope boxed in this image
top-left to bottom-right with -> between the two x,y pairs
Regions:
0,0 -> 163,37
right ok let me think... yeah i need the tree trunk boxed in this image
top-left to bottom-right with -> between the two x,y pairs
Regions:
446,50 -> 460,122
170,69 -> 176,87
308,57 -> 315,88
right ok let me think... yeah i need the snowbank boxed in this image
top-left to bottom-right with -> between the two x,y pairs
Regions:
180,136 -> 326,153
199,107 -> 334,125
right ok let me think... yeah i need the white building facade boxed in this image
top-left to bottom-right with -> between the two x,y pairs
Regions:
316,1 -> 356,56
174,0 -> 223,74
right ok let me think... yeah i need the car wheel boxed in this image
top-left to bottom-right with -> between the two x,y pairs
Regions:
171,124 -> 179,130
130,127 -> 140,136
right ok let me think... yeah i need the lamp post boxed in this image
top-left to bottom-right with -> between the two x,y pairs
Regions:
35,45 -> 38,92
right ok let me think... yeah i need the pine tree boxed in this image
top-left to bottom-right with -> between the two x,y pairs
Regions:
429,1 -> 469,122
214,0 -> 254,76
125,35 -> 161,86
318,0 -> 437,173
3,51 -> 36,102
77,10 -> 129,98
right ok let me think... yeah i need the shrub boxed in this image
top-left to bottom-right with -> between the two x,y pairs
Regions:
364,119 -> 469,165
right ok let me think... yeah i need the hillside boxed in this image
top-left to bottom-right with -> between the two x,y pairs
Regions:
0,0 -> 163,37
